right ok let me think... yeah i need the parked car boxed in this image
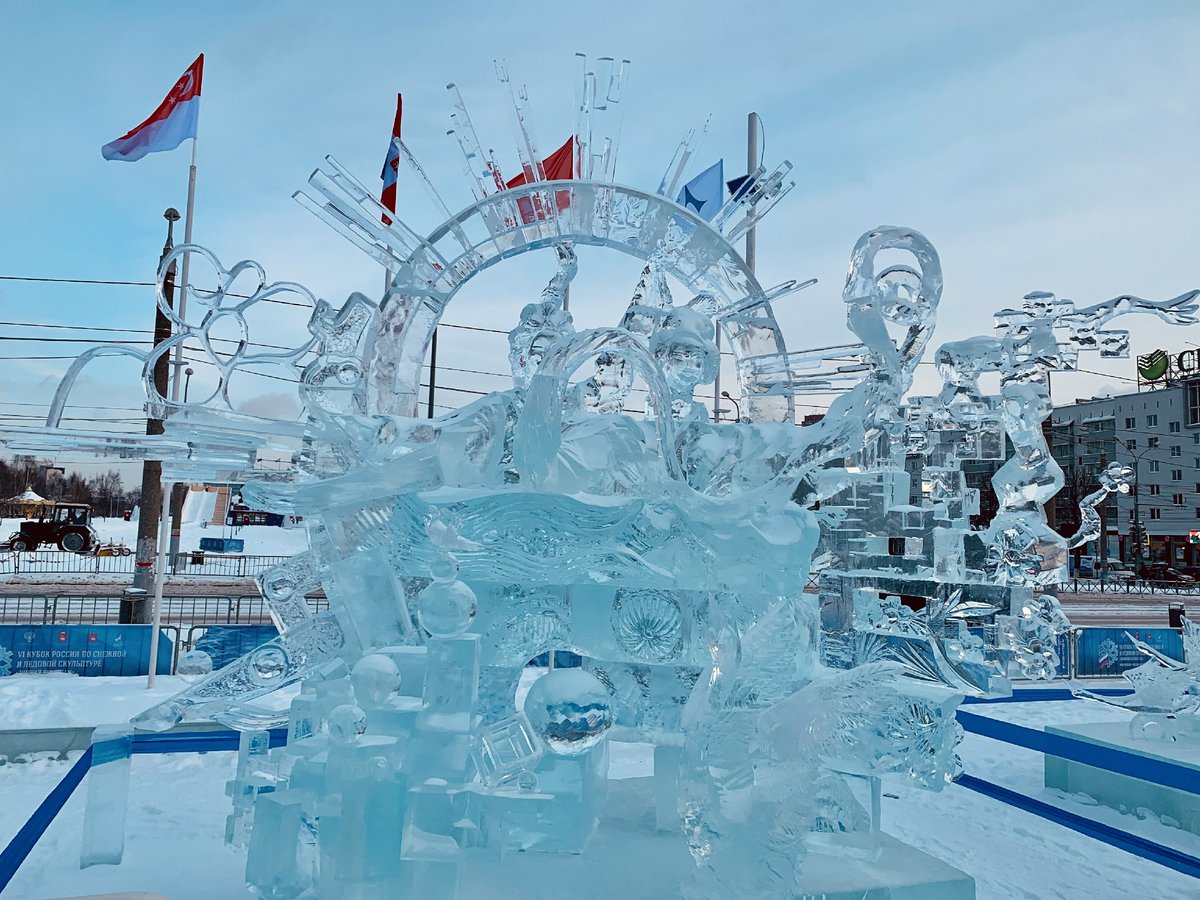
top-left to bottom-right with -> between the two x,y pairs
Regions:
1094,562 -> 1136,581
1138,564 -> 1197,585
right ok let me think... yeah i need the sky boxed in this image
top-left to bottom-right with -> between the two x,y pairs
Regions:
2,0 -> 1200,476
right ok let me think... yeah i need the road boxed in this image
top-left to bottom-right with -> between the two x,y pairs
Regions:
0,577 -> 263,597
0,576 -> 1188,626
1055,590 -> 1189,627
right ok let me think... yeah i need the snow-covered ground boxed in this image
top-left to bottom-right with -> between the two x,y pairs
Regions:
1,674 -> 1198,899
0,519 -> 309,587
0,674 -> 189,731
88,517 -> 310,557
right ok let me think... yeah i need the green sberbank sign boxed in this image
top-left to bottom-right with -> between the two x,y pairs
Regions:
1137,348 -> 1200,383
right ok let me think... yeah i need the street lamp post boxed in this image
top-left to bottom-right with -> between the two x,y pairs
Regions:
720,391 -> 742,423
1115,441 -> 1155,577
183,367 -> 194,403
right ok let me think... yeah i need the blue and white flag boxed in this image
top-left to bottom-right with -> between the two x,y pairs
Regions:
676,159 -> 724,221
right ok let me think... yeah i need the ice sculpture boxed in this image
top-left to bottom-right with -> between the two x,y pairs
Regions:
4,54 -> 1198,898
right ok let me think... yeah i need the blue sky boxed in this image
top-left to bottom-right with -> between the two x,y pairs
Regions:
2,0 -> 1200,453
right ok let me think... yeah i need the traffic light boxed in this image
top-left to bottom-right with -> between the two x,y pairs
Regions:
1132,521 -> 1150,554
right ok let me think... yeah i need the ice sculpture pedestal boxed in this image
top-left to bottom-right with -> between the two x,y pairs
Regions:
795,834 -> 975,900
452,777 -> 975,899
1044,722 -> 1200,834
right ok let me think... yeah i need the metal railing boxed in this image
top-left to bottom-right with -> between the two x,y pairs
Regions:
0,551 -> 295,578
0,594 -> 328,628
1056,579 -> 1200,595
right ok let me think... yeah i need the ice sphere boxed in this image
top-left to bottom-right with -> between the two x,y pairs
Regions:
250,645 -> 290,684
352,654 -> 401,706
522,669 -> 613,756
177,649 -> 214,681
328,704 -> 367,745
417,579 -> 478,639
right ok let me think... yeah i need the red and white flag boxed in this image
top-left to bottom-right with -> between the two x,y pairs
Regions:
102,54 -> 204,162
380,94 -> 402,225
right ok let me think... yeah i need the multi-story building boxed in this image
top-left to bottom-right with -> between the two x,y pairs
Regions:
1048,378 -> 1200,569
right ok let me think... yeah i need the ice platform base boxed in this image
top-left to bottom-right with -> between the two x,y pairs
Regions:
797,833 -> 976,899
459,777 -> 974,899
1044,721 -> 1200,834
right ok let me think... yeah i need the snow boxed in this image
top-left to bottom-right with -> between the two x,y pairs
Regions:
86,518 -> 309,557
0,519 -> 308,587
0,674 -> 189,731
0,673 -> 1198,899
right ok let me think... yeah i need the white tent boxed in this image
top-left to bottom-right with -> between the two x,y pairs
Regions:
8,488 -> 44,503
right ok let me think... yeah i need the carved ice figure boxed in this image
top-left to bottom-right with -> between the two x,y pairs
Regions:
17,55 -> 1200,900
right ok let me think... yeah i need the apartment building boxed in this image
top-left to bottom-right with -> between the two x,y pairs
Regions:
1049,378 -> 1200,567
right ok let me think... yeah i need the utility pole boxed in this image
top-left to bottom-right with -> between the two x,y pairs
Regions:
1132,460 -> 1144,576
127,209 -> 178,624
1098,449 -> 1109,577
716,111 -> 759,423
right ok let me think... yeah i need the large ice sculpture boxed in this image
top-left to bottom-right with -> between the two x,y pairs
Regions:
5,55 -> 1198,898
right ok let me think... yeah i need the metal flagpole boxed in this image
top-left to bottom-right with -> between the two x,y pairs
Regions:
746,112 -> 758,273
170,137 -> 198,402
427,330 -> 438,418
718,112 -> 760,423
146,480 -> 172,688
151,135 -> 197,687
714,328 -> 721,422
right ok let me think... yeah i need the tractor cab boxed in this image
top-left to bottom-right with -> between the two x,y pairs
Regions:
2,502 -> 97,553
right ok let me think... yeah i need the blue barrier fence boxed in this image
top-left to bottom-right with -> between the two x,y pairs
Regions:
956,708 -> 1200,880
1074,627 -> 1184,677
962,687 -> 1133,704
193,624 -> 280,670
0,625 -> 172,677
0,728 -> 287,894
957,710 -> 1200,796
957,774 -> 1200,880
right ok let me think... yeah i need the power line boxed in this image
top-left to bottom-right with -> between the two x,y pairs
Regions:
0,330 -> 296,353
0,400 -> 145,412
0,275 -> 155,287
0,321 -> 148,334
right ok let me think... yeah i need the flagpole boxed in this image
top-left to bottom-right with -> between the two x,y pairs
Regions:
170,136 -> 198,403
146,479 -> 172,688
153,136 -> 196,687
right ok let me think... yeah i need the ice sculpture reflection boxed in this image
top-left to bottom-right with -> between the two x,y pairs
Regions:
4,55 -> 1198,899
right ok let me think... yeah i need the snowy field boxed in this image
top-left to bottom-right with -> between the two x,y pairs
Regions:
0,518 -> 309,588
84,517 -> 310,557
1,674 -> 1198,899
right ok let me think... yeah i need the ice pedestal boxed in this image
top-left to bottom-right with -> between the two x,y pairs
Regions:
79,725 -> 133,868
453,776 -> 975,899
1044,721 -> 1200,834
795,834 -> 975,900
245,791 -> 315,898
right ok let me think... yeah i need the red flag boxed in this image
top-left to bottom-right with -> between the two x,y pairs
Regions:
505,136 -> 574,224
380,94 -> 402,225
101,54 -> 204,162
